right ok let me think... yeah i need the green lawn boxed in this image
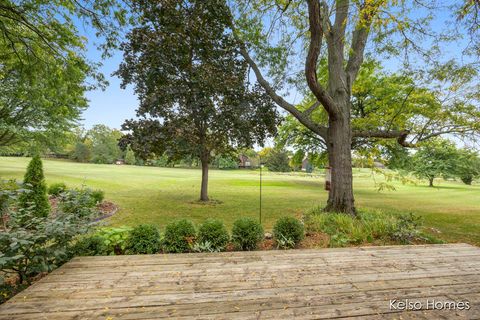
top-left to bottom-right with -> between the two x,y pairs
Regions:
1,156 -> 479,245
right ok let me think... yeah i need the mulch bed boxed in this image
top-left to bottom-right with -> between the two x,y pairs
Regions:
48,197 -> 119,222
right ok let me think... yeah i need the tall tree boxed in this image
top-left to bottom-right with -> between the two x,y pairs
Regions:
88,125 -> 123,164
230,1 -> 480,214
0,0 -> 128,147
117,0 -> 279,202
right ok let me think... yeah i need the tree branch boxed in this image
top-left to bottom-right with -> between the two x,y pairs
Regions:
306,0 -> 338,117
345,2 -> 378,91
235,38 -> 327,138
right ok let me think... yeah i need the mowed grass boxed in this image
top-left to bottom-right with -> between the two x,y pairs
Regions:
1,156 -> 479,245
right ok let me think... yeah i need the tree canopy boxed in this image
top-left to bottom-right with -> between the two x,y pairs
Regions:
230,1 -> 480,213
117,0 -> 279,201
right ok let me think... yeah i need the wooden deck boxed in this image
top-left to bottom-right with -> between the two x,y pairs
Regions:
0,243 -> 479,319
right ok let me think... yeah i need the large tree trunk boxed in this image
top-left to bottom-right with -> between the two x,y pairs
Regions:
325,116 -> 356,215
428,177 -> 434,187
200,153 -> 209,201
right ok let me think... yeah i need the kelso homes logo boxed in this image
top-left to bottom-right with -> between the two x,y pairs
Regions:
389,299 -> 471,311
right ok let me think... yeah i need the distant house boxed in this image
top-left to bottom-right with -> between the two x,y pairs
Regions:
238,154 -> 252,168
115,159 -> 125,165
373,161 -> 386,169
301,157 -> 314,173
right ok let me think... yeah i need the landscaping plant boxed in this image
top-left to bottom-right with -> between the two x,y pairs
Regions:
162,219 -> 196,253
231,217 -> 264,251
197,219 -> 229,252
125,224 -> 161,254
273,216 -> 304,249
47,183 -> 67,196
18,155 -> 50,217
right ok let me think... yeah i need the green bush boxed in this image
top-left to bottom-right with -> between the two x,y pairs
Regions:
72,235 -> 105,256
162,219 -> 196,253
126,224 -> 161,254
90,189 -> 105,204
95,226 -> 132,255
57,188 -> 99,218
231,217 -> 264,251
0,198 -> 96,285
48,182 -> 67,196
197,219 -> 229,251
273,216 -> 304,249
18,155 -> 50,217
389,213 -> 422,244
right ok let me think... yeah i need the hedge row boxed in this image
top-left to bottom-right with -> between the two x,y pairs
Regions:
74,216 -> 304,256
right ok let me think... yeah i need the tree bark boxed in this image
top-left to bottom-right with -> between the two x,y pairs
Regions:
429,177 -> 434,187
325,109 -> 356,215
200,153 -> 209,201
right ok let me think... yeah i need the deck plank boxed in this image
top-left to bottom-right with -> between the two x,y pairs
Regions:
0,244 -> 478,319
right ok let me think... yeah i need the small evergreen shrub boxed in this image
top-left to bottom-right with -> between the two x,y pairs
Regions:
90,189 -> 105,204
273,216 -> 304,249
197,219 -> 229,251
18,155 -> 50,217
162,219 -> 196,253
48,182 -> 67,196
231,217 -> 264,251
125,224 -> 161,254
72,235 -> 105,256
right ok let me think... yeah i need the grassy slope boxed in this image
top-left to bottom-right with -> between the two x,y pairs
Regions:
1,157 -> 479,244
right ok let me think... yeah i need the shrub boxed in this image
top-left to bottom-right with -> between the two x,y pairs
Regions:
72,235 -> 105,256
162,219 -> 196,253
125,224 -> 161,254
57,188 -> 99,219
90,189 -> 105,204
48,182 -> 67,196
18,155 -> 50,217
197,219 -> 229,251
389,213 -> 422,244
231,217 -> 264,251
95,226 -> 132,255
273,216 -> 304,249
0,198 -> 96,285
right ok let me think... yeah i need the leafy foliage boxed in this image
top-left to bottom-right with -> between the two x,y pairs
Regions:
265,149 -> 291,172
94,227 -> 132,255
124,145 -> 136,165
72,235 -> 105,257
304,207 -> 439,247
273,217 -> 304,249
412,140 -> 459,186
162,219 -> 196,253
117,0 -> 279,201
0,194 -> 96,284
57,188 -> 101,219
88,125 -> 123,164
125,224 -> 161,254
231,217 -> 264,251
197,219 -> 229,252
48,183 -> 67,196
18,156 -> 50,217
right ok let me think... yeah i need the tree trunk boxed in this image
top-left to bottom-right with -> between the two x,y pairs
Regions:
200,154 -> 209,201
325,116 -> 356,215
429,177 -> 434,187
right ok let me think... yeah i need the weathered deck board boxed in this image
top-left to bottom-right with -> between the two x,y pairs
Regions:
1,244 -> 479,319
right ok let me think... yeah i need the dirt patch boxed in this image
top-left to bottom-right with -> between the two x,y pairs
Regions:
298,232 -> 330,249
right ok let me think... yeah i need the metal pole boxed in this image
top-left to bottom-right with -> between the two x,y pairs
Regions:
259,161 -> 262,224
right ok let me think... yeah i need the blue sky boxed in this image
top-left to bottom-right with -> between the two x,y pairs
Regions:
78,3 -> 469,132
